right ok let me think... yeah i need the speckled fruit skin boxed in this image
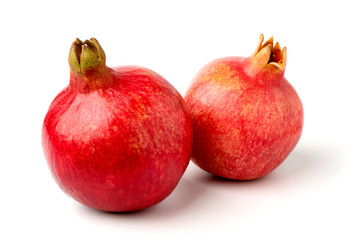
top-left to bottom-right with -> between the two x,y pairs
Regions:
42,38 -> 193,212
185,35 -> 303,180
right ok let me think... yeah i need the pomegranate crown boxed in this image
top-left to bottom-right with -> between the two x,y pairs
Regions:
68,38 -> 106,78
251,34 -> 287,72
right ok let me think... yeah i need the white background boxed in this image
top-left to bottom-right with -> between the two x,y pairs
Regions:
1,0 -> 359,239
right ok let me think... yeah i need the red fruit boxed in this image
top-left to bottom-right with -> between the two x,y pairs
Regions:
185,34 -> 303,180
42,38 -> 193,212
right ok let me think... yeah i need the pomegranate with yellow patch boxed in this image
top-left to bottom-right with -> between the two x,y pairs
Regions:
42,38 -> 193,212
185,35 -> 303,180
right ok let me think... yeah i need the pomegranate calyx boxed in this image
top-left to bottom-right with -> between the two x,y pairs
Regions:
68,38 -> 106,79
252,34 -> 287,71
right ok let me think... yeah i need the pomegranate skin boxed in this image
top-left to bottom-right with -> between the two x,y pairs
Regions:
42,39 -> 193,212
185,35 -> 303,180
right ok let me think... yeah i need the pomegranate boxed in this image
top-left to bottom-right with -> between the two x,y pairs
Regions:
185,34 -> 303,180
42,38 -> 193,212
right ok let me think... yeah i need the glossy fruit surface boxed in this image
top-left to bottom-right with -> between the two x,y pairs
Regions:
185,35 -> 303,180
42,38 -> 193,212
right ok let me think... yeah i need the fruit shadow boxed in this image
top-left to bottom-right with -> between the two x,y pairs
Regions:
75,175 -> 207,220
75,142 -> 343,220
195,142 -> 344,191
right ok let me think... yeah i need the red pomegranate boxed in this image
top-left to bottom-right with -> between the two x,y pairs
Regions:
42,38 -> 193,212
185,34 -> 303,180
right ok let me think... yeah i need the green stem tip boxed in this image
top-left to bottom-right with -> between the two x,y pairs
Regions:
68,38 -> 106,77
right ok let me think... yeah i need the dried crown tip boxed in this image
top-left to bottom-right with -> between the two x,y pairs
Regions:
252,34 -> 287,71
75,38 -> 83,45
